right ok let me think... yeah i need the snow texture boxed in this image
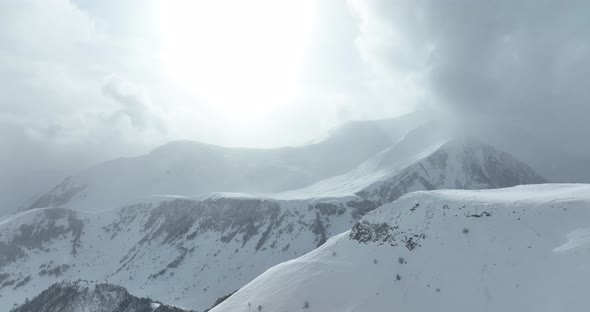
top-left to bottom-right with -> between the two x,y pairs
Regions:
212,184 -> 590,312
0,139 -> 545,310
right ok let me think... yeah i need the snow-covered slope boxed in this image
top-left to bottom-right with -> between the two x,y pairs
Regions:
455,117 -> 590,183
0,195 -> 376,310
0,139 -> 546,310
212,184 -> 590,312
14,111 -> 590,215
10,281 -> 192,312
280,137 -> 546,203
23,114 -> 424,213
275,120 -> 450,199
358,139 -> 547,205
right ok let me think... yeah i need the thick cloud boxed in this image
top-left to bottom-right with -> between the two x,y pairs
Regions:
3,0 -> 590,214
349,0 -> 590,153
0,1 -> 168,213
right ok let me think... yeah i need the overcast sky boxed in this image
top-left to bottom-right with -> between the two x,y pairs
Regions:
2,0 -> 590,209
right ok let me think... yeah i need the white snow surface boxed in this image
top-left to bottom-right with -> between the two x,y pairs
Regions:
0,136 -> 546,310
19,113 -> 572,215
274,121 -> 449,199
21,114 -> 420,213
1,114 -> 553,311
0,194 -> 371,310
212,184 -> 590,312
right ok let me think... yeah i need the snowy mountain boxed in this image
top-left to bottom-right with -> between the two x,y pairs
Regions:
279,136 -> 546,203
455,117 -> 590,183
357,139 -> 547,206
0,138 -> 546,310
211,184 -> 590,312
0,195 -> 374,310
22,113 -> 426,213
15,112 -> 590,216
10,281 -> 191,312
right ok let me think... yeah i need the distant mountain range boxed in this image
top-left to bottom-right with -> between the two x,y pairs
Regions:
22,114 -> 557,213
8,113 -> 590,311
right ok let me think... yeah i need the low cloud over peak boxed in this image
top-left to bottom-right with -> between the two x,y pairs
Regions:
349,0 -> 590,153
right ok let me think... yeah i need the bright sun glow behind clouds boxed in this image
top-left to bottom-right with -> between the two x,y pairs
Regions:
156,0 -> 316,119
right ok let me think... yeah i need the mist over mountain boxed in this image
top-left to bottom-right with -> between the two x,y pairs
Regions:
1,114 -> 554,311
4,1 -> 590,311
4,110 -> 589,312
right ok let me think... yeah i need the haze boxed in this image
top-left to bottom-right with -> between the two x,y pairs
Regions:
2,0 -> 590,211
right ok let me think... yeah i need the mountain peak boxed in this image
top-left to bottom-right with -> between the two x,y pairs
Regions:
357,138 -> 547,206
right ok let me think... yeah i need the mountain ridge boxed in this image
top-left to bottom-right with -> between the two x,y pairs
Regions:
10,281 -> 193,312
211,184 -> 590,312
0,138 -> 547,310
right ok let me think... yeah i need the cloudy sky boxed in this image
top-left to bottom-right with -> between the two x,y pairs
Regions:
1,0 -> 590,209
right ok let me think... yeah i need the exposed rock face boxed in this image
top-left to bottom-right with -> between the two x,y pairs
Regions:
0,208 -> 83,271
10,281 -> 191,312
